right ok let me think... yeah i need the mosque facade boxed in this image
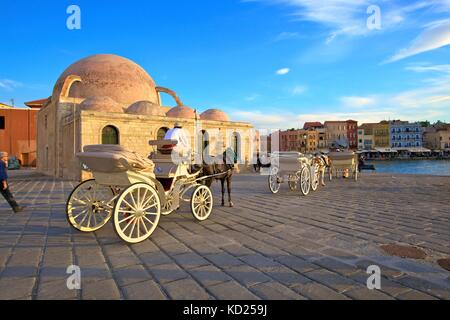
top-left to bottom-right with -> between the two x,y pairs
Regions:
36,54 -> 255,180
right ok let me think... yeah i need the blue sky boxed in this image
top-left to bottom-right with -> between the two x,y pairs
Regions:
1,0 -> 449,129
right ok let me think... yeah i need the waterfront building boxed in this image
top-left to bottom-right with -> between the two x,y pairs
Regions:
0,104 -> 39,166
35,54 -> 254,180
324,120 -> 358,149
358,123 -> 375,150
389,120 -> 422,149
423,126 -> 450,150
357,127 -> 364,150
346,120 -> 358,149
279,129 -> 318,153
303,122 -> 326,150
324,121 -> 347,148
373,121 -> 390,148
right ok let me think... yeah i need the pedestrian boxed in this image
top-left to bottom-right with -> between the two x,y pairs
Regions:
0,152 -> 25,213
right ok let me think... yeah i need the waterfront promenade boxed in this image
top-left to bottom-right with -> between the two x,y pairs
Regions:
0,170 -> 449,300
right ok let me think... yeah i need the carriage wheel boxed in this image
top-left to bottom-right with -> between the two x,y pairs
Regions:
191,185 -> 213,221
268,167 -> 281,194
311,165 -> 320,192
299,166 -> 311,196
161,194 -> 175,216
66,179 -> 114,232
113,183 -> 161,244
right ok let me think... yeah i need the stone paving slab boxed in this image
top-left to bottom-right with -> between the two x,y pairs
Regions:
0,171 -> 449,299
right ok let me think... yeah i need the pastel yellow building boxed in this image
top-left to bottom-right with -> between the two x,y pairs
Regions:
373,121 -> 390,148
36,54 -> 254,180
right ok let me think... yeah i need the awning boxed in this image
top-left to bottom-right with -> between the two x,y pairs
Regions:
408,147 -> 431,153
375,148 -> 397,153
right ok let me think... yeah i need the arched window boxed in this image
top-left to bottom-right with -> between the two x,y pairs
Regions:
157,127 -> 169,141
102,125 -> 119,145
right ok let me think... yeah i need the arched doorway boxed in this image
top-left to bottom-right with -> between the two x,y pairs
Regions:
102,125 -> 119,145
231,132 -> 241,164
157,127 -> 169,140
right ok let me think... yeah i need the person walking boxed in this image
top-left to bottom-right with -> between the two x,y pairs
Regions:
0,152 -> 24,213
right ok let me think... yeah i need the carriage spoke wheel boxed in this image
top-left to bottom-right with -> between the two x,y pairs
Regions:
268,167 -> 281,194
191,185 -> 213,221
311,165 -> 320,191
67,179 -> 114,232
113,183 -> 161,244
161,194 -> 175,216
300,166 -> 311,196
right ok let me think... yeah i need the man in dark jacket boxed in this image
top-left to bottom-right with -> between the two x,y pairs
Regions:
0,152 -> 24,213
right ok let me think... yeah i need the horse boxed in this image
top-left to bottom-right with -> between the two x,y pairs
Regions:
311,154 -> 331,186
199,148 -> 235,207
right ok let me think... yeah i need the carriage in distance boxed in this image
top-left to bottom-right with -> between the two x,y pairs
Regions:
268,151 -> 321,196
66,140 -> 213,244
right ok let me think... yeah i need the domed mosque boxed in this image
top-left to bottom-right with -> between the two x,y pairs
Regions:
36,54 -> 254,180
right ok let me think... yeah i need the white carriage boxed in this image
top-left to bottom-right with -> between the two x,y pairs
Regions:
267,152 -> 321,196
328,151 -> 358,181
66,141 -> 213,244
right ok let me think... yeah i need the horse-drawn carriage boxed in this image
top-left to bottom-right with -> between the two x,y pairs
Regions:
66,140 -> 214,244
328,151 -> 358,181
268,152 -> 321,196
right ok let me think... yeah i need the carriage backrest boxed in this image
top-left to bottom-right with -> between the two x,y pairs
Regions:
78,145 -> 155,173
328,151 -> 356,166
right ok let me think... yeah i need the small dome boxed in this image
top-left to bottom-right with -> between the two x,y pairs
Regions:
166,105 -> 196,119
80,96 -> 124,113
126,101 -> 165,116
200,109 -> 230,122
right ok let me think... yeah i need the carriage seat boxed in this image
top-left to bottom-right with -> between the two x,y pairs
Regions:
77,144 -> 155,173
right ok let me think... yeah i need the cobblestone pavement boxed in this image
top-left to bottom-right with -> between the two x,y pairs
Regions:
0,170 -> 449,300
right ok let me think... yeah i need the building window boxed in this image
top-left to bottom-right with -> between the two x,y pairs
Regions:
157,127 -> 169,141
102,125 -> 119,145
0,116 -> 5,130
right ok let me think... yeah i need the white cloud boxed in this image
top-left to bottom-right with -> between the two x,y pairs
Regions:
275,31 -> 302,41
276,68 -> 290,75
290,85 -> 307,95
244,94 -> 260,101
248,0 -> 450,44
0,79 -> 22,91
340,96 -> 376,107
385,19 -> 450,63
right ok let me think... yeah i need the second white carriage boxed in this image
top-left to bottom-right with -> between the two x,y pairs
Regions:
267,152 -> 321,196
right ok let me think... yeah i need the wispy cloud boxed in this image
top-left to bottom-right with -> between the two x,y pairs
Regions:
275,31 -> 302,41
385,19 -> 450,63
340,96 -> 376,108
249,0 -> 450,45
276,68 -> 290,75
290,85 -> 307,95
244,93 -> 260,101
0,79 -> 22,91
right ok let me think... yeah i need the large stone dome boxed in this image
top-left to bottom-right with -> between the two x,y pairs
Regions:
52,54 -> 159,105
200,109 -> 230,122
126,101 -> 166,116
166,105 -> 196,119
79,96 -> 124,113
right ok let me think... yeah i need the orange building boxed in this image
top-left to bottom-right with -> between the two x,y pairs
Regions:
0,102 -> 42,166
279,129 -> 318,153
